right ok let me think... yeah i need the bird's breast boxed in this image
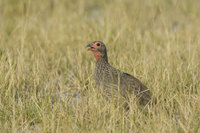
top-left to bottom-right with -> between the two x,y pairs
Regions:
94,65 -> 120,89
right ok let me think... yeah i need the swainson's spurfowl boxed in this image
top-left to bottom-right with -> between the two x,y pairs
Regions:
86,41 -> 151,105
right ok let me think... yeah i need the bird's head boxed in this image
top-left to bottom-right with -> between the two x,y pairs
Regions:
86,41 -> 108,62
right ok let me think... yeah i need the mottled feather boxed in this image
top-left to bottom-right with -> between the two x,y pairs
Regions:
87,41 -> 151,105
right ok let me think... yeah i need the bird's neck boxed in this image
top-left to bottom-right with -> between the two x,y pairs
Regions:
96,56 -> 109,67
93,50 -> 108,63
92,51 -> 102,61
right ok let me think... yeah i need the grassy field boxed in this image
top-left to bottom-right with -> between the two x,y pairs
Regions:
0,0 -> 200,132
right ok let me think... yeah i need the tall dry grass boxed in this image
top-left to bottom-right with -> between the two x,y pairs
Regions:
0,0 -> 200,132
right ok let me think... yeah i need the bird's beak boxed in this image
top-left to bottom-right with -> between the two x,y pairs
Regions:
86,43 -> 94,51
86,44 -> 91,48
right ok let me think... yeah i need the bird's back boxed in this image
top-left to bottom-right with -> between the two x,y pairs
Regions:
94,59 -> 151,105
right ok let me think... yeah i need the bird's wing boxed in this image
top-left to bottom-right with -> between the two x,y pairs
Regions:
120,72 -> 151,104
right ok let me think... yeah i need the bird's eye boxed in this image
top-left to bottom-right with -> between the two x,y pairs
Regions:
96,43 -> 100,46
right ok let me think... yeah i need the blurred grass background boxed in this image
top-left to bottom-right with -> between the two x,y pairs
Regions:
0,0 -> 200,132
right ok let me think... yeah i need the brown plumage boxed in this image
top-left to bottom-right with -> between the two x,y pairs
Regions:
86,41 -> 151,105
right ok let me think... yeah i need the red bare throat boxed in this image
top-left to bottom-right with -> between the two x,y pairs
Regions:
88,48 -> 101,61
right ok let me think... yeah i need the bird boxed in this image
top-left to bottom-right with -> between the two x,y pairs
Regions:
86,41 -> 151,105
